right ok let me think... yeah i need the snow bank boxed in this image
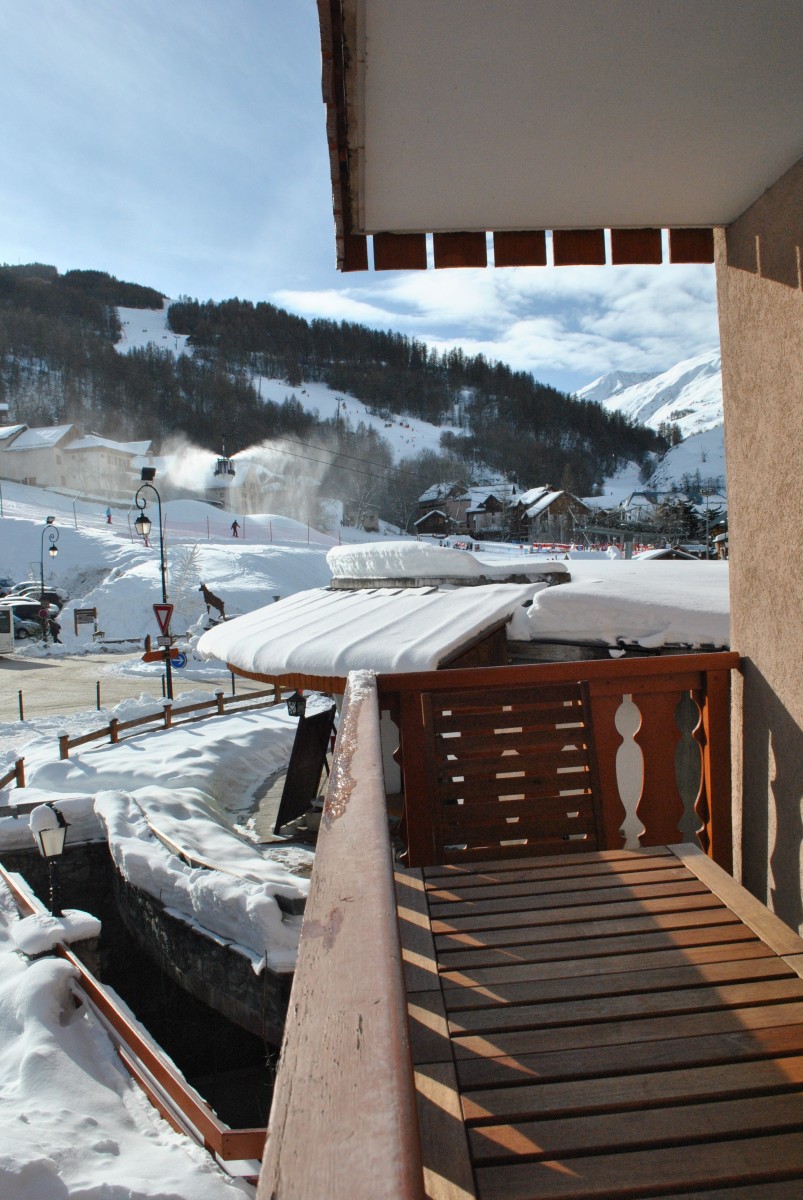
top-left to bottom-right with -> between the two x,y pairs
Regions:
12,909 -> 102,956
95,791 -> 303,972
0,881 -> 249,1199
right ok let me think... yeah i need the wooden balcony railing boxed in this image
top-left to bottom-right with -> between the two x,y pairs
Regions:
378,651 -> 740,873
261,653 -> 740,1199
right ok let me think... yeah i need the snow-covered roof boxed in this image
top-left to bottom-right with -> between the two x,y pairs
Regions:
525,489 -> 563,518
413,509 -> 448,525
66,434 -> 151,456
516,486 -> 549,507
418,480 -> 461,504
2,423 -> 74,450
525,560 -> 730,650
459,486 -> 502,507
0,423 -> 26,444
197,582 -> 541,678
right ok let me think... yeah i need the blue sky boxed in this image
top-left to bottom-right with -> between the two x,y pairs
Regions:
0,0 -> 720,393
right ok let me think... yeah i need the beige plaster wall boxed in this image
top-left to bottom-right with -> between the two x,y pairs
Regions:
715,156 -> 803,931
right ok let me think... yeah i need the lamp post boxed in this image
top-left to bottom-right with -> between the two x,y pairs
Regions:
30,803 -> 69,917
134,467 -> 173,700
40,516 -> 59,644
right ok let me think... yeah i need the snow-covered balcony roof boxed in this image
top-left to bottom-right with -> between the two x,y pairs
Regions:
525,560 -> 730,650
197,582 -> 541,682
197,542 -> 569,683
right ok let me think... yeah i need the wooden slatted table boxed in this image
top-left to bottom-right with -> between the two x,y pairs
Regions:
396,844 -> 803,1200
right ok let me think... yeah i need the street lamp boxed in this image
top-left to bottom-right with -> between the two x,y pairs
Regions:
134,467 -> 173,700
30,803 -> 69,917
40,516 -> 59,644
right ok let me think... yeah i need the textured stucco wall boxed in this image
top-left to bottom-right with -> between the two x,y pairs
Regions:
715,156 -> 803,931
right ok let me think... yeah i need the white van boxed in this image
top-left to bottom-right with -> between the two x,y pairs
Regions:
0,605 -> 14,654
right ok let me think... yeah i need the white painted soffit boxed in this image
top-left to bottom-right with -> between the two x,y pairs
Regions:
334,0 -> 803,233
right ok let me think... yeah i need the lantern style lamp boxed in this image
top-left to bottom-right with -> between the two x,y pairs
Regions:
30,803 -> 69,917
134,510 -> 152,541
286,689 -> 307,718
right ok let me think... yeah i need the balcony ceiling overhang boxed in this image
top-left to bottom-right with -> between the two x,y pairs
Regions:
319,0 -> 803,269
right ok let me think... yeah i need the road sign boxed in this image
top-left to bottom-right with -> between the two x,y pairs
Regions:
142,647 -> 186,665
153,603 -> 174,634
156,635 -> 175,647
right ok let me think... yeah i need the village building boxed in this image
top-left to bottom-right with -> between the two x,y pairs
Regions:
0,422 -> 152,499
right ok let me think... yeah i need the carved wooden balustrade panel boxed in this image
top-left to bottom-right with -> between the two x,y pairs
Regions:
378,652 -> 739,871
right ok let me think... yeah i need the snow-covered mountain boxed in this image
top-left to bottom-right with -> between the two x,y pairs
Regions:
578,349 -> 722,438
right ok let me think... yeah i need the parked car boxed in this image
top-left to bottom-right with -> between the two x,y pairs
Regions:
5,584 -> 67,610
0,598 -> 59,623
0,576 -> 15,596
13,614 -> 42,641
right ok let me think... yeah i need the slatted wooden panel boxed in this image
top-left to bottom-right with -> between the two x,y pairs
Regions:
418,680 -> 605,865
398,847 -> 803,1200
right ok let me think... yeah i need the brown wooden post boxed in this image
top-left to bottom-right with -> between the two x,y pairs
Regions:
15,759 -> 25,788
109,717 -> 119,744
163,704 -> 172,729
145,634 -> 151,653
216,690 -> 224,714
585,684 -> 627,849
59,734 -> 70,760
699,667 -> 734,873
397,690 -> 438,867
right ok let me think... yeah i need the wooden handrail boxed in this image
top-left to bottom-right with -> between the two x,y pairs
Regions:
379,651 -> 739,873
0,863 -> 266,1167
259,672 -> 424,1200
58,687 -> 279,759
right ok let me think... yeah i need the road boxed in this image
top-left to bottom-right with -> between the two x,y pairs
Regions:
0,650 -> 267,725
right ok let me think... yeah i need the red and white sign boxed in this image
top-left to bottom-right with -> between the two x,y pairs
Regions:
153,603 -> 174,634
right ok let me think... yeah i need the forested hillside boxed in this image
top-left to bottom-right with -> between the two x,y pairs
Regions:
168,297 -> 662,495
1,264 -> 664,522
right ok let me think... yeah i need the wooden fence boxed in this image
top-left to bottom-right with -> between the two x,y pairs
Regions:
0,688 -> 283,796
58,686 -> 281,759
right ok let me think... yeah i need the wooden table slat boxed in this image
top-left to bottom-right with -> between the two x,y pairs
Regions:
432,891 -> 726,935
455,1021 -> 803,1089
451,1000 -> 803,1059
427,865 -> 693,903
440,937 -> 771,987
441,954 -> 793,1011
469,1090 -> 803,1164
474,1132 -> 803,1200
429,877 -> 708,919
437,921 -> 759,973
422,845 -> 673,881
448,977 -> 803,1036
461,1054 -> 803,1124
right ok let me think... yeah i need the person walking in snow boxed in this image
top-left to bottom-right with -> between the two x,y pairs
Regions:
105,507 -> 112,524
231,519 -> 240,538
